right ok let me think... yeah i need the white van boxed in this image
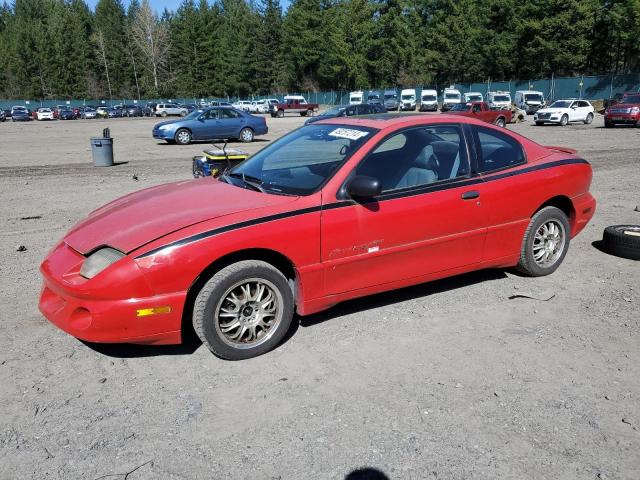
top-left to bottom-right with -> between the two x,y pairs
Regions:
441,87 -> 461,111
463,92 -> 483,103
419,89 -> 438,112
514,90 -> 545,114
400,88 -> 417,111
349,91 -> 364,105
486,91 -> 512,110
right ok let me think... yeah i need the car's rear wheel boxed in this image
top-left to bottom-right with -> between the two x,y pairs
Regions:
239,127 -> 254,142
180,111 -> 187,117
517,206 -> 570,277
193,260 -> 295,360
584,113 -> 594,124
560,114 -> 568,126
161,111 -> 167,117
175,128 -> 192,145
495,117 -> 506,128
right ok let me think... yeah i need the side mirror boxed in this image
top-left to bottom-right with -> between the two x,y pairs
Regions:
347,176 -> 381,198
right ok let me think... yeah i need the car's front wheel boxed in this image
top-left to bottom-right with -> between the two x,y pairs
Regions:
175,128 -> 192,145
239,127 -> 254,142
560,114 -> 568,126
276,110 -> 284,118
517,206 -> 570,277
161,111 -> 167,117
193,260 -> 295,360
584,113 -> 594,124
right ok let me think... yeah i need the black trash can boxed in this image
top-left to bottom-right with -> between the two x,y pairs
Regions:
90,137 -> 114,167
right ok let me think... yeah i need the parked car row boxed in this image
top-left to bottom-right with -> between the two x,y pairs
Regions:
232,99 -> 280,114
350,88 -> 545,113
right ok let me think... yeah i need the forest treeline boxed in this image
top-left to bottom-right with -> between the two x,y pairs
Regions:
0,0 -> 639,99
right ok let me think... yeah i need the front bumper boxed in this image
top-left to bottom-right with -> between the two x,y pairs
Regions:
153,128 -> 174,140
534,113 -> 562,124
605,113 -> 639,124
39,242 -> 185,345
419,103 -> 438,112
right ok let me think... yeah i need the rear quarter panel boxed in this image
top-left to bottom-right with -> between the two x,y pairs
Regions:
480,155 -> 593,264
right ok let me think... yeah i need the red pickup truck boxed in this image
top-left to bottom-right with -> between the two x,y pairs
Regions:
448,101 -> 512,127
269,95 -> 319,118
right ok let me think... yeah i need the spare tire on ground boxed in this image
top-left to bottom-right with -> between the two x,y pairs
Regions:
602,225 -> 640,260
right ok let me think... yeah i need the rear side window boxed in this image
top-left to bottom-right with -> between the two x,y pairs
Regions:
473,126 -> 525,173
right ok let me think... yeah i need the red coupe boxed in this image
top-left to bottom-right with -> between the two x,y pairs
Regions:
39,115 -> 596,359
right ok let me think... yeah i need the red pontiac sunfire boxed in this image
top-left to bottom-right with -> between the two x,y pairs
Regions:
40,115 -> 596,359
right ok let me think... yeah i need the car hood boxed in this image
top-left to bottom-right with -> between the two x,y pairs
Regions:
537,108 -> 566,114
64,179 -> 299,255
153,120 -> 180,129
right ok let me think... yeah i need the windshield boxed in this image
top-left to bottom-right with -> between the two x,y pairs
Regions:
621,95 -> 640,104
493,95 -> 510,102
368,95 -> 380,100
525,94 -> 543,102
185,109 -> 206,120
350,96 -> 362,102
466,95 -> 482,102
227,124 -> 375,196
401,94 -> 415,101
421,95 -> 436,101
384,94 -> 397,100
549,100 -> 572,108
445,93 -> 460,100
450,103 -> 470,111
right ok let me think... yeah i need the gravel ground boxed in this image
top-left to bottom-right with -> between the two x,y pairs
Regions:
1,113 -> 639,480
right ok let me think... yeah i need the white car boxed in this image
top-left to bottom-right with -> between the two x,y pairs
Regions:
155,103 -> 188,117
36,108 -> 55,120
233,100 -> 252,112
252,100 -> 269,114
534,99 -> 595,126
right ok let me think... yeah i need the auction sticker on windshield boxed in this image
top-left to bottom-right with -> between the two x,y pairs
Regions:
328,128 -> 369,140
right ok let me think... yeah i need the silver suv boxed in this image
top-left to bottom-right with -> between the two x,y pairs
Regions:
155,103 -> 188,117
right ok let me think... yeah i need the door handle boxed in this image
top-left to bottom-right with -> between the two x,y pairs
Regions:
461,190 -> 480,200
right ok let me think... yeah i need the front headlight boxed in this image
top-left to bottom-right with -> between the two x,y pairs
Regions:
631,107 -> 640,114
158,125 -> 172,131
80,247 -> 125,279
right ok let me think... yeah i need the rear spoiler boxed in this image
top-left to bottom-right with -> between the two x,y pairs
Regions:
545,145 -> 577,155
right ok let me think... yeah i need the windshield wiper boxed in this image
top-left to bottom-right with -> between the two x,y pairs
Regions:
227,172 -> 266,193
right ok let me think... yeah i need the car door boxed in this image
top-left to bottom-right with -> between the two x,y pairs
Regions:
578,101 -> 591,120
320,124 -> 489,294
215,108 -> 244,138
190,109 -> 217,140
470,125 -> 530,261
568,101 -> 580,121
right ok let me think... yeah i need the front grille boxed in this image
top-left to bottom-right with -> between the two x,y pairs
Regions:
537,113 -> 550,119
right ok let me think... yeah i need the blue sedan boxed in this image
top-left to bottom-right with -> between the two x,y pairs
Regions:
152,107 -> 268,145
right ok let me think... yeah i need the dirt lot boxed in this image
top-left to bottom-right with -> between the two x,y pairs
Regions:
1,113 -> 639,480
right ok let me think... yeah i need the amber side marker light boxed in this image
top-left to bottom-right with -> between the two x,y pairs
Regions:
136,306 -> 172,317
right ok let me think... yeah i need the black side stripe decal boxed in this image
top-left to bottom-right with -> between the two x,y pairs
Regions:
135,158 -> 588,258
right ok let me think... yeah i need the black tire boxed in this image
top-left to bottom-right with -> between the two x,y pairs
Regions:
300,111 -> 307,117
584,113 -> 594,124
517,206 -> 571,277
193,260 -> 295,360
174,128 -> 192,145
535,121 -> 544,126
161,111 -> 167,117
560,114 -> 568,126
602,225 -> 640,260
306,109 -> 314,117
495,117 -> 506,128
276,109 -> 284,118
239,127 -> 254,142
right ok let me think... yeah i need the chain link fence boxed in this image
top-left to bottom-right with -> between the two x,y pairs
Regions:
2,73 -> 639,109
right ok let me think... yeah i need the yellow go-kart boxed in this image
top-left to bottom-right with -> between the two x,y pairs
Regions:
192,144 -> 249,178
